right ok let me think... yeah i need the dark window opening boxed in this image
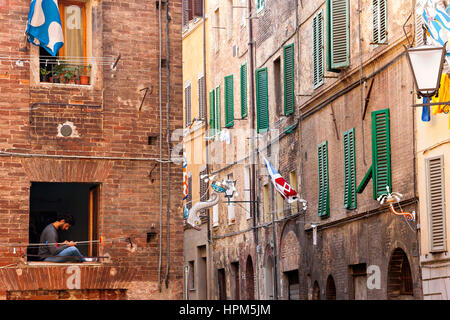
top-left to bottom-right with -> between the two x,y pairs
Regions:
273,57 -> 282,116
28,182 -> 100,261
285,270 -> 300,300
218,268 -> 227,300
326,275 -> 336,300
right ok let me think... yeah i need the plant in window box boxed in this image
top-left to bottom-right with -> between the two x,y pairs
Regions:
80,64 -> 91,85
40,68 -> 51,82
63,67 -> 77,84
52,64 -> 63,83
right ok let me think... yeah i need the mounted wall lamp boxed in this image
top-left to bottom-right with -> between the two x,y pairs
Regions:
405,42 -> 449,107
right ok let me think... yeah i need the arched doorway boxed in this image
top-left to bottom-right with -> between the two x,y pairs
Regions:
326,275 -> 336,300
387,248 -> 414,299
312,281 -> 321,300
264,256 -> 274,299
246,255 -> 255,300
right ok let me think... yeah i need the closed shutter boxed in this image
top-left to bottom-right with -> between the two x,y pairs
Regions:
193,0 -> 203,17
373,0 -> 387,44
215,85 -> 221,132
318,141 -> 330,218
199,168 -> 208,215
182,0 -> 189,27
283,43 -> 295,116
209,90 -> 215,135
343,128 -> 357,210
241,63 -> 248,118
187,175 -> 193,210
329,0 -> 350,69
313,10 -> 324,88
225,75 -> 234,128
371,109 -> 392,199
426,156 -> 446,252
256,68 -> 269,133
415,7 -> 424,46
198,76 -> 206,120
185,84 -> 192,127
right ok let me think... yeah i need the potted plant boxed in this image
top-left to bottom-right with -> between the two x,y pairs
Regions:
40,67 -> 51,82
63,66 -> 75,84
52,64 -> 63,83
80,64 -> 91,85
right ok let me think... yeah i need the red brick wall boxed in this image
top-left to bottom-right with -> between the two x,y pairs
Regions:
0,0 -> 183,299
7,289 -> 127,300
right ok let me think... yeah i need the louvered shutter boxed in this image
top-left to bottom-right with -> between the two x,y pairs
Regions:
329,0 -> 350,69
344,128 -> 357,210
209,90 -> 216,135
241,63 -> 248,118
199,168 -> 208,215
371,109 -> 392,199
187,175 -> 193,210
215,86 -> 221,132
283,44 -> 295,116
198,76 -> 206,120
185,84 -> 192,127
318,141 -> 330,218
373,0 -> 387,44
225,75 -> 234,128
256,68 -> 269,133
182,0 -> 189,27
415,7 -> 424,46
193,0 -> 203,17
426,156 -> 446,252
313,11 -> 324,88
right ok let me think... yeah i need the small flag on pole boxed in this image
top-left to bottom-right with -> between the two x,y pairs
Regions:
263,157 -> 299,204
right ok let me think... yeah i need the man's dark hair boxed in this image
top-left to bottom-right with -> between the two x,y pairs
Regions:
56,212 -> 75,226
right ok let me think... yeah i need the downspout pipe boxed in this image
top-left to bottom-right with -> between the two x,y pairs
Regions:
164,0 -> 171,289
247,0 -> 259,300
158,0 -> 163,293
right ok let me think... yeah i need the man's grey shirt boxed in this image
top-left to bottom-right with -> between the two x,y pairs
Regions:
38,224 -> 69,259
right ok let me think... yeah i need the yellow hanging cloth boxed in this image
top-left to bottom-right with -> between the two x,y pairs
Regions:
431,73 -> 449,115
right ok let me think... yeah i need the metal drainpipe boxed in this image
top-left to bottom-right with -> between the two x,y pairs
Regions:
164,0 -> 171,289
158,0 -> 163,292
247,0 -> 259,300
202,0 -> 212,300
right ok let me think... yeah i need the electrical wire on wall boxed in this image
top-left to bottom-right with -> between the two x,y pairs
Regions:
157,0 -> 163,293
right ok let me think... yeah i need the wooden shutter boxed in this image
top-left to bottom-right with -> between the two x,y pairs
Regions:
215,86 -> 221,132
415,8 -> 424,47
241,63 -> 248,118
256,68 -> 269,133
199,168 -> 208,215
318,141 -> 330,218
225,75 -> 234,128
198,76 -> 206,119
426,156 -> 446,252
371,109 -> 392,199
313,11 -> 324,88
185,84 -> 192,127
193,0 -> 203,17
343,128 -> 356,210
373,0 -> 387,44
209,90 -> 216,135
329,0 -> 350,69
284,44 -> 295,116
187,175 -> 193,210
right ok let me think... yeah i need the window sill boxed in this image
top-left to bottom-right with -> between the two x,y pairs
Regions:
39,82 -> 93,89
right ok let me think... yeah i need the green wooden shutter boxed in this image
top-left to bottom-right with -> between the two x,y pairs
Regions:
373,0 -> 387,44
215,85 -> 221,132
283,44 -> 295,116
241,63 -> 248,118
371,108 -> 391,199
225,75 -> 234,128
328,0 -> 350,69
256,68 -> 269,133
318,141 -> 330,218
313,10 -> 324,88
343,128 -> 356,210
209,90 -> 216,135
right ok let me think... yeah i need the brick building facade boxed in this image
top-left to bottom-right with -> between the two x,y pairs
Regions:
0,0 -> 183,300
200,0 -> 423,300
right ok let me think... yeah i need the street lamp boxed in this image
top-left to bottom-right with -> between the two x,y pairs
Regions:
405,43 -> 449,107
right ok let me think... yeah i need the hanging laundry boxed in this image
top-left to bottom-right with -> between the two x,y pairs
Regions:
422,98 -> 431,122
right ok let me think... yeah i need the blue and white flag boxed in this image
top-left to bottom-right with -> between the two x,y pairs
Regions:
26,0 -> 64,56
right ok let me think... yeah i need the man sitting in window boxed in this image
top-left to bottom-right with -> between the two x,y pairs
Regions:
38,212 -> 85,262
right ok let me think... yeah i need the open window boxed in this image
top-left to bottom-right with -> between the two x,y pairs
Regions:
40,1 -> 91,85
27,182 -> 100,261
